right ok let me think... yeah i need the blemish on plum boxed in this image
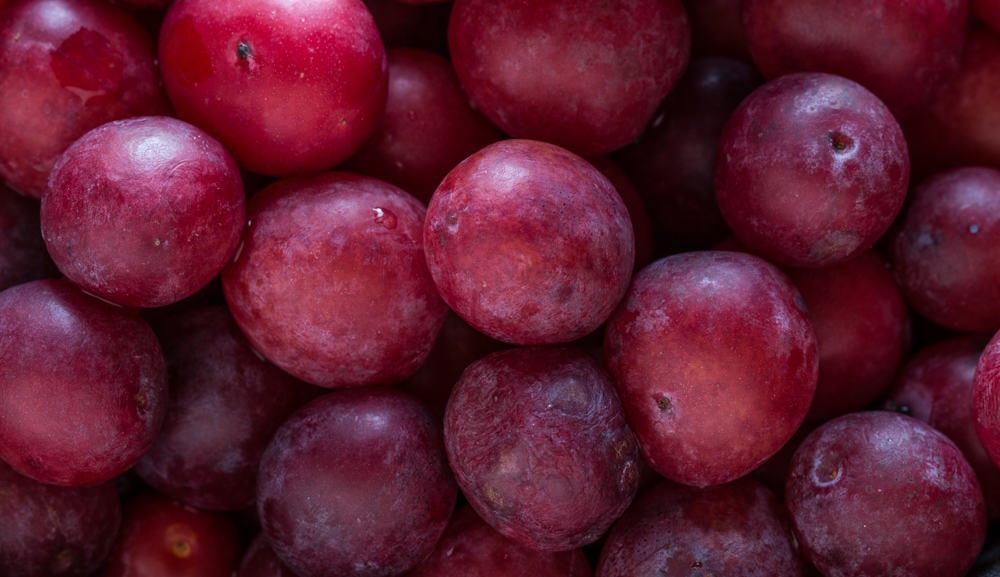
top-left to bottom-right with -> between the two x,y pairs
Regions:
372,207 -> 397,230
827,130 -> 853,153
235,39 -> 257,73
656,394 -> 672,414
812,452 -> 842,487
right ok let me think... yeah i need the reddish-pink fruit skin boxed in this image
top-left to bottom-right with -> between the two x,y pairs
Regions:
222,172 -> 447,388
786,411 -> 986,577
448,0 -> 691,156
345,47 -> 503,203
0,460 -> 121,577
0,0 -> 170,198
42,115 -> 245,308
0,183 -> 57,290
0,278 -> 167,486
886,337 -> 1000,519
408,506 -> 593,577
99,491 -> 241,577
424,139 -> 634,345
135,306 -> 320,512
976,0 -> 1000,32
158,0 -> 387,176
444,346 -> 642,551
603,251 -> 818,487
889,167 -> 1000,334
742,0 -> 968,119
234,535 -> 297,577
596,477 -> 803,577
974,331 -> 1000,470
257,388 -> 457,577
588,156 -> 654,272
785,251 -> 912,422
715,72 -> 909,268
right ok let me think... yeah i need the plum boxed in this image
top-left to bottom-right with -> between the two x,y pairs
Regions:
0,278 -> 167,486
42,115 -> 245,308
786,411 -> 986,577
444,346 -> 641,551
715,72 -> 909,268
0,182 -> 57,290
257,388 -> 457,577
604,250 -> 817,487
222,172 -> 448,388
424,139 -> 634,345
448,0 -> 690,155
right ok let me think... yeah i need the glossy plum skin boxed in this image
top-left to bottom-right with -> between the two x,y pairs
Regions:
407,506 -> 593,577
715,72 -> 909,268
0,278 -> 167,486
257,388 -> 457,577
596,477 -> 802,577
784,251 -> 912,422
742,0 -> 968,119
424,139 -> 634,345
42,115 -> 245,308
135,306 -> 320,512
0,183 -> 57,290
614,58 -> 759,253
884,337 -> 1000,519
448,0 -> 691,156
889,167 -> 1000,334
222,172 -> 448,388
158,0 -> 387,176
0,0 -> 170,198
0,460 -> 121,577
786,411 -> 986,577
345,47 -> 503,202
444,346 -> 641,551
98,491 -> 241,577
603,251 -> 818,487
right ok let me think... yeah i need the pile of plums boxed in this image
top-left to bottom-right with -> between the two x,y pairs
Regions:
1,0 -> 1000,576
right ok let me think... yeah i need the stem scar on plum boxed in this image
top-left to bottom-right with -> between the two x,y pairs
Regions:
828,130 -> 853,153
235,38 -> 257,72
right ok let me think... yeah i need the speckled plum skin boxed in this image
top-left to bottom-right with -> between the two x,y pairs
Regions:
742,0 -> 968,119
448,0 -> 691,156
786,411 -> 986,577
0,0 -> 170,198
135,306 -> 320,512
603,251 -> 818,487
885,337 -> 1000,519
715,72 -> 909,268
0,460 -> 121,577
424,139 -> 634,345
596,477 -> 803,577
407,506 -> 593,577
784,251 -> 912,422
222,172 -> 448,388
444,346 -> 642,552
0,278 -> 167,486
889,166 -> 1000,334
42,115 -> 245,309
257,388 -> 457,577
158,0 -> 387,176
973,330 -> 1000,472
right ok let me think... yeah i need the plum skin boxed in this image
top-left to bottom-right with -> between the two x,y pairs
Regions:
603,250 -> 818,487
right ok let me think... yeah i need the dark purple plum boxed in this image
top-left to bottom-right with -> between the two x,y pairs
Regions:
407,506 -> 593,577
234,535 -> 297,577
786,411 -> 986,577
0,460 -> 121,577
596,477 -> 802,577
0,278 -> 167,486
42,115 -> 245,308
158,0 -> 387,176
889,166 -> 1000,334
447,0 -> 690,155
0,0 -> 170,198
444,346 -> 641,551
715,72 -> 909,268
603,251 -> 818,487
0,182 -> 57,290
424,139 -> 634,345
257,388 -> 457,577
345,47 -> 503,203
222,172 -> 448,388
135,306 -> 320,512
742,0 -> 968,119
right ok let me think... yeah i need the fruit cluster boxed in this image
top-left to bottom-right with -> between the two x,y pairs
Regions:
0,0 -> 999,576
